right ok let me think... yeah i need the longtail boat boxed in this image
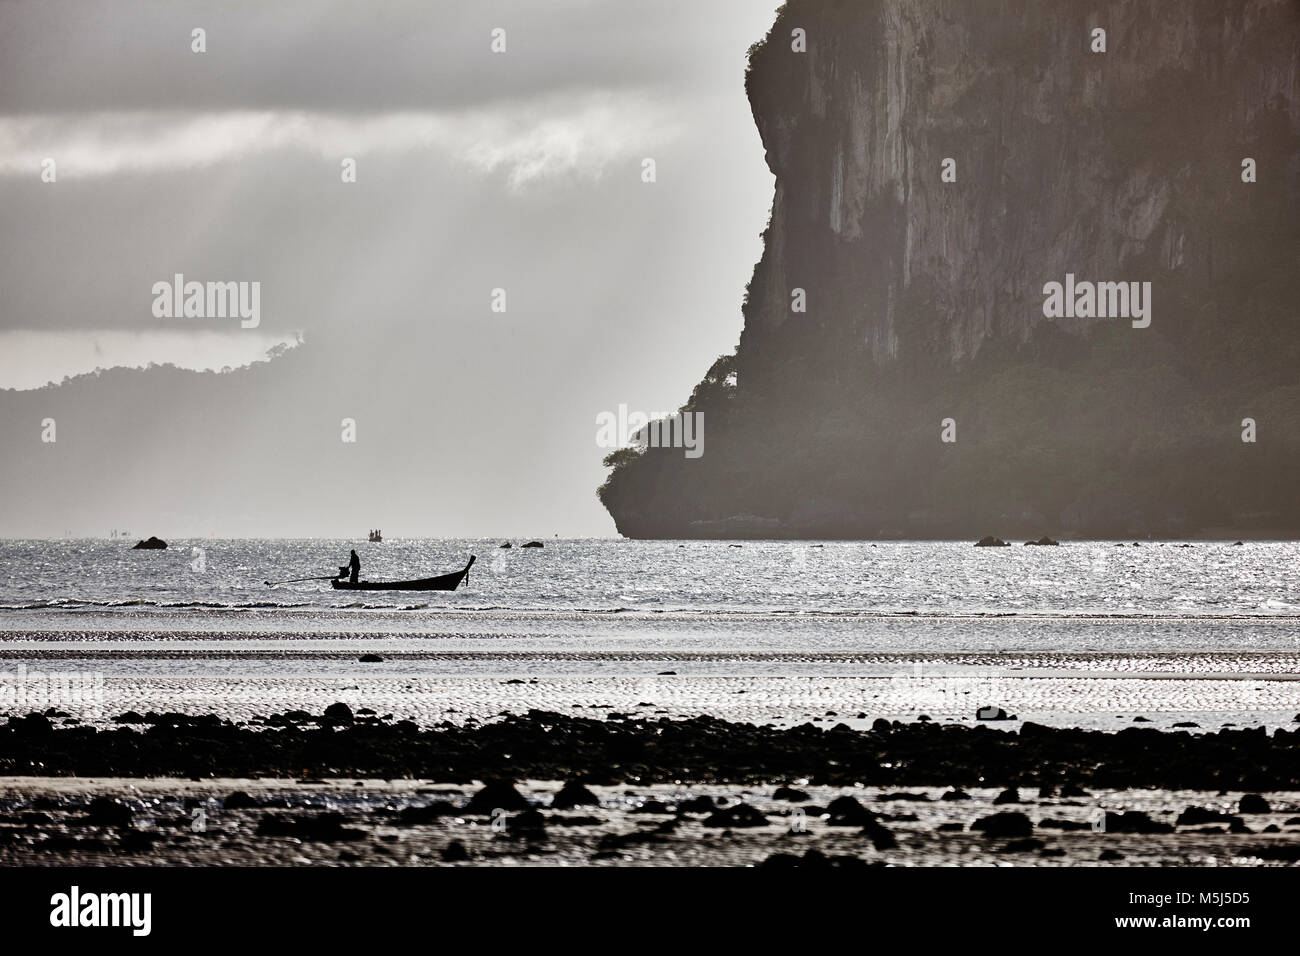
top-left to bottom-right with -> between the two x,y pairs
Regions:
330,555 -> 475,591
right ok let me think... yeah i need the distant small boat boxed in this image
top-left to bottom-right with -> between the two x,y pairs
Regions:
330,556 -> 475,591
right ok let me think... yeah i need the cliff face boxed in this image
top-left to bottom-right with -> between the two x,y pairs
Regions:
601,0 -> 1300,539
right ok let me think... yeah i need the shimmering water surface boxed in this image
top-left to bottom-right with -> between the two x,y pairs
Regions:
1,539 -> 1298,728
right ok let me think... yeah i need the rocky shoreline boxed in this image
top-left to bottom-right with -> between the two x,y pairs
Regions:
3,708 -> 1299,865
4,706 -> 1300,788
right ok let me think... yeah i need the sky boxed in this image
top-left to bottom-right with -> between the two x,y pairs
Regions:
0,0 -> 779,538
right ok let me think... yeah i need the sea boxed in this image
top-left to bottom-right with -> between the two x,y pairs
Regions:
1,538 -> 1298,731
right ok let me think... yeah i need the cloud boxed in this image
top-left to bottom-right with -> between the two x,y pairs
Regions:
0,91 -> 683,188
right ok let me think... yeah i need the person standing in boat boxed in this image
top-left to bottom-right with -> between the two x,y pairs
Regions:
338,549 -> 360,584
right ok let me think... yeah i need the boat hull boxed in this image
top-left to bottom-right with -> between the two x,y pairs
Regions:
330,556 -> 475,591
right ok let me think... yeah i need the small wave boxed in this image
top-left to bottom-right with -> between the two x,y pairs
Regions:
3,598 -> 1300,622
0,597 -> 313,611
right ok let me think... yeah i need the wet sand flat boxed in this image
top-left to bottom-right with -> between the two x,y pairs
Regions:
1,670 -> 1297,734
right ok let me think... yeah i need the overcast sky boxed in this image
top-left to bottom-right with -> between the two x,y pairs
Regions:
0,0 -> 779,537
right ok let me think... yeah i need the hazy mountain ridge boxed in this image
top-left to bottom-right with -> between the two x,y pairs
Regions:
600,0 -> 1300,539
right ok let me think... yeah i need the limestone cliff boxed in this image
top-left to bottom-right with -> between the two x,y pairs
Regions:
601,0 -> 1300,539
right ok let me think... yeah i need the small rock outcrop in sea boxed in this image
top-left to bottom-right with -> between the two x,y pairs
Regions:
1239,794 -> 1271,814
976,706 -> 1014,721
1038,818 -> 1092,831
826,795 -> 878,827
322,702 -> 354,725
499,542 -> 512,548
773,785 -> 810,802
358,654 -> 383,663
675,795 -> 716,814
993,787 -> 1021,805
1024,536 -> 1060,546
521,541 -> 544,548
506,808 -> 548,838
975,536 -> 1010,547
465,780 -> 530,814
550,780 -> 600,810
1175,806 -> 1239,827
131,536 -> 167,550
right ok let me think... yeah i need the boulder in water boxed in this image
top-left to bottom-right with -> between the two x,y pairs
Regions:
132,536 -> 167,550
322,702 -> 354,725
773,785 -> 810,802
465,780 -> 530,814
1239,793 -> 1271,814
826,795 -> 877,826
1175,806 -> 1239,826
550,780 -> 600,810
975,536 -> 1010,547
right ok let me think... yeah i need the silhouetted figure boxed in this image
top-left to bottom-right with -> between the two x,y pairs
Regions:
338,549 -> 361,583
